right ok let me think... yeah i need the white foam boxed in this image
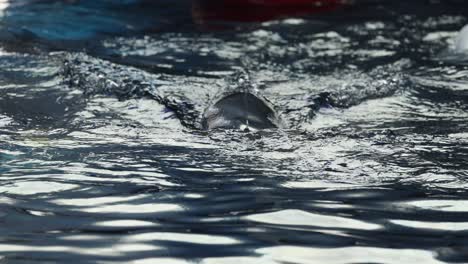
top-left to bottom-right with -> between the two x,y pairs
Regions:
455,25 -> 468,52
0,0 -> 9,18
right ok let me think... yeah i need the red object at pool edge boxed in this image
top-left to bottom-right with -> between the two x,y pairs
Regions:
205,0 -> 344,6
193,0 -> 347,24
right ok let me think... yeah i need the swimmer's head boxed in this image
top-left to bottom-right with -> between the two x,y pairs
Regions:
202,92 -> 281,130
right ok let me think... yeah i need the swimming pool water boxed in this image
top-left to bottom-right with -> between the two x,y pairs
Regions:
0,0 -> 468,263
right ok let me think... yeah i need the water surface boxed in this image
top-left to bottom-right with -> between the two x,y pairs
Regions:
1,0 -> 468,263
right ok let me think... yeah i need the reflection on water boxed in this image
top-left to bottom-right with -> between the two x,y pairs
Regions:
1,0 -> 468,263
